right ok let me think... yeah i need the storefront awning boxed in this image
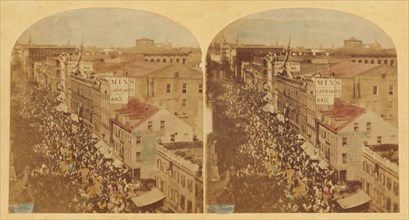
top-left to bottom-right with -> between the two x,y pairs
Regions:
304,145 -> 318,160
131,188 -> 165,207
337,190 -> 371,209
318,159 -> 329,169
112,158 -> 123,168
71,113 -> 79,122
56,103 -> 68,113
95,140 -> 113,159
262,103 -> 275,113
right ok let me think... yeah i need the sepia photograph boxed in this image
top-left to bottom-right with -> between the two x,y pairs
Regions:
1,1 -> 408,220
8,8 -> 203,213
206,8 -> 400,213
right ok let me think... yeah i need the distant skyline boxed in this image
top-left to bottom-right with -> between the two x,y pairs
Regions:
17,8 -> 199,48
215,8 -> 395,49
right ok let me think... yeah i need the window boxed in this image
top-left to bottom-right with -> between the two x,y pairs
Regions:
166,84 -> 171,93
174,72 -> 179,78
377,136 -> 382,144
148,121 -> 153,130
182,99 -> 187,107
389,85 -> 394,95
181,175 -> 186,188
354,123 -> 358,131
170,134 -> 175,143
386,198 -> 391,212
393,182 -> 399,196
380,173 -> 385,185
136,152 -> 141,162
180,195 -> 185,210
369,165 -> 373,176
366,122 -> 371,132
182,83 -> 187,93
387,177 -> 392,190
393,203 -> 399,213
342,153 -> 347,164
199,83 -> 203,93
374,189 -> 378,203
187,200 -> 192,213
157,159 -> 161,169
363,161 -> 367,172
366,183 -> 372,196
195,184 -> 202,198
168,186 -> 173,201
175,191 -> 179,203
160,120 -> 165,129
342,137 -> 347,146
187,179 -> 193,192
136,136 -> 141,144
373,85 -> 378,95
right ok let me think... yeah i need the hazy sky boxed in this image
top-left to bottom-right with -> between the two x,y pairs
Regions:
17,8 -> 199,48
216,8 -> 395,49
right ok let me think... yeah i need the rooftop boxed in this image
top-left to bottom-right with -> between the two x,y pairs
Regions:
367,144 -> 399,164
93,59 -> 171,76
319,61 -> 379,78
319,98 -> 365,132
160,142 -> 203,165
112,99 -> 160,131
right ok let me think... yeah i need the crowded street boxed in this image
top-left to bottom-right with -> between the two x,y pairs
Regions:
9,71 -> 162,213
208,78 -> 354,213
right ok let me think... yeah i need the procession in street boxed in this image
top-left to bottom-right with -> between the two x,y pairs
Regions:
10,71 -> 163,213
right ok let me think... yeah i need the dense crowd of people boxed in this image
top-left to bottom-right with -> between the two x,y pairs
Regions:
12,80 -> 162,213
210,80 -> 353,213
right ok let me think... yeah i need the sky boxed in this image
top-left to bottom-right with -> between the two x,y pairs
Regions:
17,8 -> 199,48
215,8 -> 395,49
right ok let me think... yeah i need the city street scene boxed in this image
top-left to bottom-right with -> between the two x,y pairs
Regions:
206,8 -> 399,213
9,8 -> 203,213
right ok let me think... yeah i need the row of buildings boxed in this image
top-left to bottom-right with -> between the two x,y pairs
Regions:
13,40 -> 204,213
209,38 -> 400,212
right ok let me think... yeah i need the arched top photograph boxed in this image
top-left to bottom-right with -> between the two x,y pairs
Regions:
9,7 -> 204,214
206,8 -> 399,214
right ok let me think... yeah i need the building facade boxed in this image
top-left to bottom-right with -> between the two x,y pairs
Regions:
111,99 -> 194,179
155,142 -> 203,213
319,61 -> 398,127
317,99 -> 398,181
344,37 -> 363,48
361,144 -> 399,212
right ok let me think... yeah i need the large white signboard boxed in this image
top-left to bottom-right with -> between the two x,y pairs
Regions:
274,61 -> 301,73
108,77 -> 135,104
314,78 -> 342,105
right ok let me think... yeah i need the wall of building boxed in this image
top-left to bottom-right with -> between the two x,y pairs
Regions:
155,144 -> 203,213
318,110 -> 398,181
361,147 -> 399,212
